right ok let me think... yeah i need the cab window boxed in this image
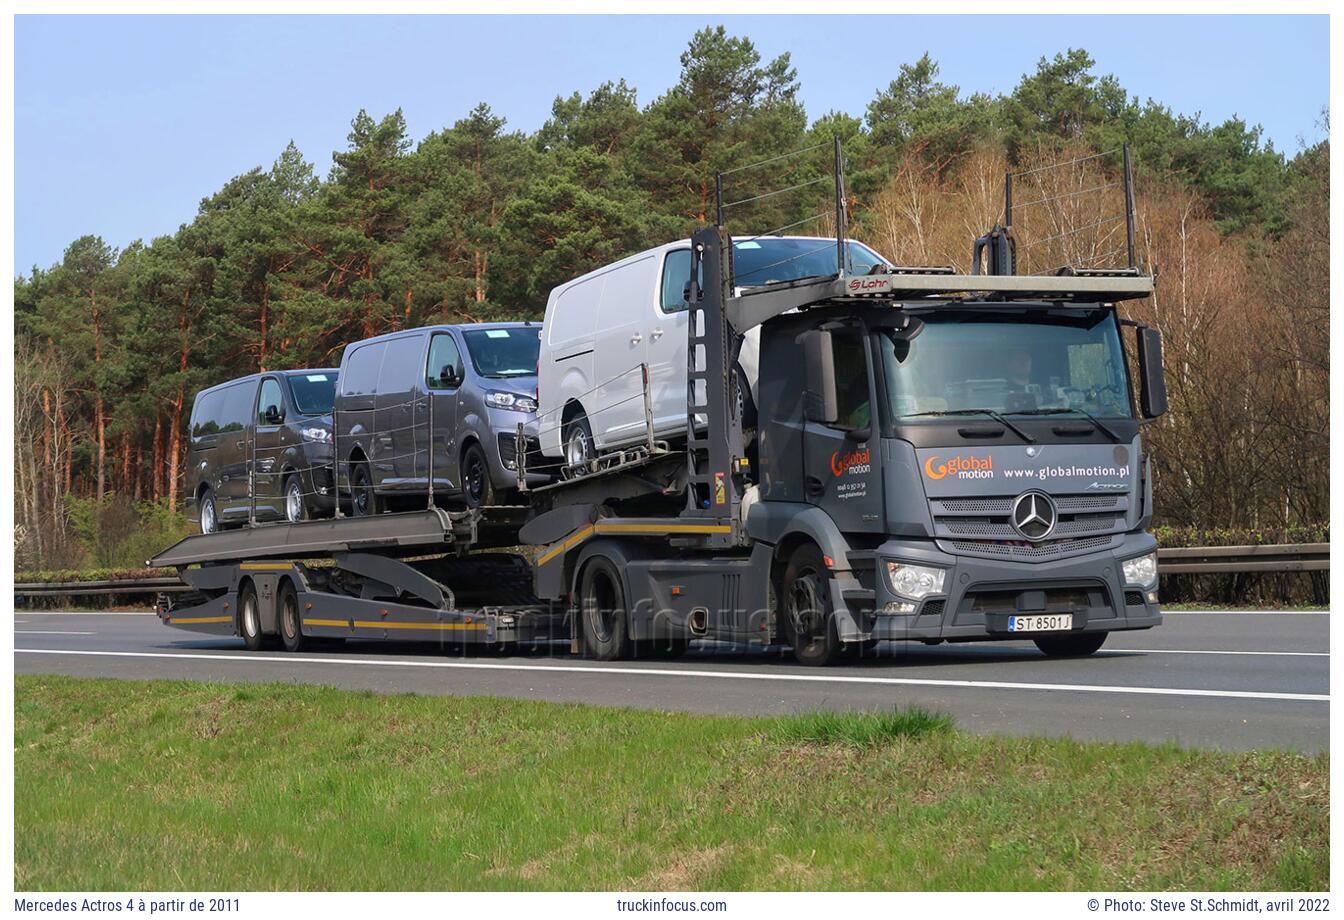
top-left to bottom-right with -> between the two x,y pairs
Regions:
832,331 -> 871,430
257,378 -> 284,424
426,333 -> 462,389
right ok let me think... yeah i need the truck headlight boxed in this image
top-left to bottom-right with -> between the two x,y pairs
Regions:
300,426 -> 332,443
1122,551 -> 1158,588
885,562 -> 946,600
485,391 -> 538,413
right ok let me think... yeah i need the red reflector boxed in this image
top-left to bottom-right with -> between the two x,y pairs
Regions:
822,555 -> 835,568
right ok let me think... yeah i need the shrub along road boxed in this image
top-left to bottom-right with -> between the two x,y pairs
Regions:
13,609 -> 1329,753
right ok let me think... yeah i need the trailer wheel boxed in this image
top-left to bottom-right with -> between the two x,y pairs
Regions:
579,557 -> 631,660
1034,632 -> 1107,658
238,581 -> 263,652
277,581 -> 307,653
781,543 -> 842,666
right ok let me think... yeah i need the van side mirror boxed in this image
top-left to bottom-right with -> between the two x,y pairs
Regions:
800,330 -> 838,425
1136,326 -> 1168,419
264,404 -> 283,425
436,365 -> 460,388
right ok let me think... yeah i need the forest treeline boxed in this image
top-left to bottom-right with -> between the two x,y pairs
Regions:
14,28 -> 1328,570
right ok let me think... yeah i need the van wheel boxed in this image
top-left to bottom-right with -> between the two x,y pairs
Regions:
563,412 -> 594,475
461,442 -> 495,509
1034,632 -> 1107,658
350,461 -> 380,516
579,557 -> 631,661
283,474 -> 308,523
238,581 -> 263,651
781,543 -> 842,666
278,581 -> 307,653
734,363 -> 757,431
199,488 -> 219,535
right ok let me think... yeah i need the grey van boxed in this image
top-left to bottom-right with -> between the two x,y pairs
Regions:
186,369 -> 339,533
334,323 -> 544,514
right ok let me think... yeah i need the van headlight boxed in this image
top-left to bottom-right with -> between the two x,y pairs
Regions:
1122,551 -> 1158,588
300,426 -> 332,443
884,562 -> 946,600
485,392 -> 538,412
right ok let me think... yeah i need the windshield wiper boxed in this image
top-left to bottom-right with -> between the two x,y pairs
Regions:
903,409 -> 1036,444
1008,407 -> 1122,443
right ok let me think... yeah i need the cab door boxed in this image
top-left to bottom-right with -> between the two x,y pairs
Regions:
251,376 -> 287,519
423,331 -> 463,496
802,326 -> 883,535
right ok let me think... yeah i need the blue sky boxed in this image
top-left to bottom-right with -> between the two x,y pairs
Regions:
15,14 -> 1329,273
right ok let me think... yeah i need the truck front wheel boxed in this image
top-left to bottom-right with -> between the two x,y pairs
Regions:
579,557 -> 631,661
781,543 -> 842,666
1034,632 -> 1107,658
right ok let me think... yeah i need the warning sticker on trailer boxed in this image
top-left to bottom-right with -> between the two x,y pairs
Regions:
714,473 -> 727,505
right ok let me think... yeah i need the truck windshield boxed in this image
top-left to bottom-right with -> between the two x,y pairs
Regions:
879,310 -> 1133,422
287,373 -> 337,415
462,327 -> 541,378
733,238 -> 884,286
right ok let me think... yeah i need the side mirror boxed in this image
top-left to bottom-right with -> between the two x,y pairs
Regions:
264,404 -> 283,425
800,330 -> 838,425
1136,326 -> 1168,419
437,365 -> 459,388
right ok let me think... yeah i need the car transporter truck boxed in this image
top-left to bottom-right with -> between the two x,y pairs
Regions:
153,141 -> 1169,666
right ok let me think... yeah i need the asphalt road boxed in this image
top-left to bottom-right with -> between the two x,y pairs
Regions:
14,609 -> 1329,753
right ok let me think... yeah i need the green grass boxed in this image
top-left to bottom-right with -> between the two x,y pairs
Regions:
14,676 -> 1328,891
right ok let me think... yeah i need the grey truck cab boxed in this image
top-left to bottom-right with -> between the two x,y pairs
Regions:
334,322 -> 544,513
186,369 -> 339,532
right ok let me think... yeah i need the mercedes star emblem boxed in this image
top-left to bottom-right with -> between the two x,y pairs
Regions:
1012,491 -> 1057,541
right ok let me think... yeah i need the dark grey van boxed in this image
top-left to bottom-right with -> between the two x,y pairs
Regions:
334,323 -> 544,514
186,369 -> 339,533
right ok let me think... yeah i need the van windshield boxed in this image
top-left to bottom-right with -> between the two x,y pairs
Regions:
288,373 -> 337,415
462,327 -> 541,378
733,238 -> 884,286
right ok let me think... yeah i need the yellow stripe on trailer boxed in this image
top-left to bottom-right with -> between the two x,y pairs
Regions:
537,520 -> 732,566
167,615 -> 232,624
239,562 -> 295,571
303,618 -> 486,632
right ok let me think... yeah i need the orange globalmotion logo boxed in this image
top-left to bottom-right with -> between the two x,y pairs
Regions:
923,454 -> 994,480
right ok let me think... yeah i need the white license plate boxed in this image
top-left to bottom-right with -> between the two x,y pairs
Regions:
1007,613 -> 1073,633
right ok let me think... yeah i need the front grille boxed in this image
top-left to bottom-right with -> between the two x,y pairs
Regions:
932,492 -> 1128,544
498,433 -> 541,471
946,534 -> 1116,562
921,599 -> 946,618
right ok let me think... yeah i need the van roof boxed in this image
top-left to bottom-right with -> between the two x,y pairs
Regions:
342,321 -> 540,351
195,368 -> 339,397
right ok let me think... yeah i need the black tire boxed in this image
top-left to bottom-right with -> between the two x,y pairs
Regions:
350,460 -> 380,517
460,441 -> 496,509
733,363 -> 758,431
781,543 -> 842,666
238,580 -> 263,651
578,556 -> 631,661
1034,632 -> 1108,658
199,487 -> 219,535
278,580 -> 307,653
563,411 -> 595,475
283,473 -> 308,523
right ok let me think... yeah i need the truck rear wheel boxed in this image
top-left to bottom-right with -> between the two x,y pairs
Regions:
278,581 -> 307,653
238,581 -> 263,652
579,557 -> 631,661
1034,632 -> 1107,658
781,543 -> 842,666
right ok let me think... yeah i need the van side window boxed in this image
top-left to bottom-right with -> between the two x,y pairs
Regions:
218,383 -> 254,435
426,334 -> 462,389
191,390 -> 223,442
659,249 -> 699,314
257,378 -> 284,424
343,343 -> 384,397
379,335 -> 425,395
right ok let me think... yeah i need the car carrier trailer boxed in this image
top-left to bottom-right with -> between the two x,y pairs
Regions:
155,140 -> 1168,665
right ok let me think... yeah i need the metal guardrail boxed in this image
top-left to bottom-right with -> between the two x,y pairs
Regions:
12,544 -> 1330,602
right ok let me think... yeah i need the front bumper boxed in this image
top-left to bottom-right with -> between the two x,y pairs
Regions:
832,532 -> 1161,642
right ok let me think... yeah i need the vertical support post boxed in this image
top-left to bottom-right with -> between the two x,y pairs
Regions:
642,362 -> 655,453
715,172 -> 725,228
515,421 -> 527,492
833,135 -> 846,274
425,387 -> 435,510
332,402 -> 343,518
1004,171 -> 1014,231
1123,143 -> 1137,270
248,423 -> 256,527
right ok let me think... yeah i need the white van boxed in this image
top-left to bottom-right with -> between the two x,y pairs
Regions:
537,235 -> 888,466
